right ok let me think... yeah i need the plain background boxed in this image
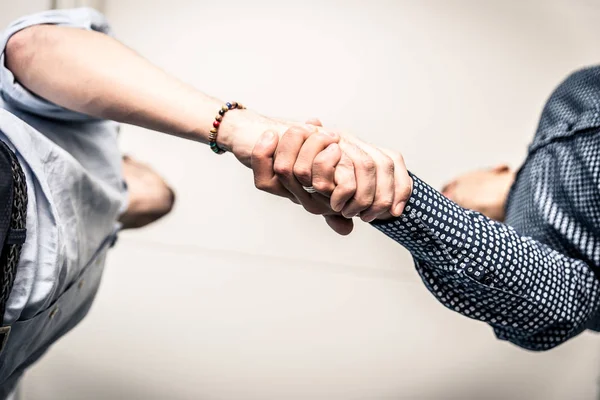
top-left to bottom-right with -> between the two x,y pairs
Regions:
2,0 -> 600,399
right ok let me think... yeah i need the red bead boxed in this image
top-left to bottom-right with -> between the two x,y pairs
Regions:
213,121 -> 220,128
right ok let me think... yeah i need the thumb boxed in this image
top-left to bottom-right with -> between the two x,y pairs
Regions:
250,130 -> 279,169
255,130 -> 279,154
324,215 -> 354,236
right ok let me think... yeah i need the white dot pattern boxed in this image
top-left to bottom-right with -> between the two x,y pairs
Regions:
373,68 -> 600,351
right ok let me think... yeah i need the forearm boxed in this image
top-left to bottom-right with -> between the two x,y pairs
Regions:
5,24 -> 282,160
372,174 -> 600,350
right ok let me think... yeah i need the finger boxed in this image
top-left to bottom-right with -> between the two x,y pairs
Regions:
359,147 -> 395,223
273,126 -> 315,186
273,126 -> 331,214
324,215 -> 354,236
305,118 -> 323,127
330,153 -> 357,212
311,143 -> 342,196
293,132 -> 339,187
380,148 -> 413,217
338,141 -> 376,218
251,131 -> 291,198
273,125 -> 317,172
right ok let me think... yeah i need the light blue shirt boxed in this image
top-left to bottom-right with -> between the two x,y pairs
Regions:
0,8 -> 126,395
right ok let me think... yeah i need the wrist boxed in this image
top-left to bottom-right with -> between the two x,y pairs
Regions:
218,108 -> 287,166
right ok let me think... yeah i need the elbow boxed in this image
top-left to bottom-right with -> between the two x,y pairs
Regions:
503,337 -> 561,352
493,329 -> 552,352
6,28 -> 33,74
5,26 -> 50,81
493,322 -> 583,352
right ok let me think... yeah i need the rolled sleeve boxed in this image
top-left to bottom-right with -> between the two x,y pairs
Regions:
0,8 -> 113,120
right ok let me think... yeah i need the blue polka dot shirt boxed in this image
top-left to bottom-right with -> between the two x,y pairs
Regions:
373,67 -> 600,351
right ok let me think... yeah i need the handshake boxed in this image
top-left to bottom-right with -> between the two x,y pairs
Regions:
233,118 -> 414,235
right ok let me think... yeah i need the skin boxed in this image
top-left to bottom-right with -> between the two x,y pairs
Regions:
252,125 -> 413,234
7,24 -> 505,234
253,127 -> 514,229
119,156 -> 176,229
441,164 -> 516,222
6,25 -> 403,234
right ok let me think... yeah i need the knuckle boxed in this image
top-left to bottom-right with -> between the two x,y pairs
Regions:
293,165 -> 312,183
354,195 -> 372,210
273,161 -> 293,177
360,157 -> 376,174
383,157 -> 395,175
399,181 -> 412,200
337,181 -> 356,197
338,156 -> 353,168
312,178 -> 334,193
315,133 -> 332,145
312,157 -> 326,171
285,125 -> 308,137
372,198 -> 393,213
254,178 -> 269,191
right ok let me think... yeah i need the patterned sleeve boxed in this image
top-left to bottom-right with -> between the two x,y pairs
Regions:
371,173 -> 600,350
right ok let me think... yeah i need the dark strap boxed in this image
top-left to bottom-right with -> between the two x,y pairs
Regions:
5,229 -> 26,246
0,141 -> 27,351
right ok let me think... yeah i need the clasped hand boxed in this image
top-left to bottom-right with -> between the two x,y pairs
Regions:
250,120 -> 413,235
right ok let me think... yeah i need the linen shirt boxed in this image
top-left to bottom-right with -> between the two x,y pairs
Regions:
0,8 -> 126,395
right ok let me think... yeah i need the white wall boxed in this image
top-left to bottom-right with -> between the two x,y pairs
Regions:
12,0 -> 600,399
0,0 -> 49,29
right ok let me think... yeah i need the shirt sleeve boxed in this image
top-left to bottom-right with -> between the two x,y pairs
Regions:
371,173 -> 600,351
0,8 -> 113,121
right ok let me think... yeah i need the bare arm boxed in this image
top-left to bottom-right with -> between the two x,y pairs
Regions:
5,24 -> 283,165
2,11 -> 399,232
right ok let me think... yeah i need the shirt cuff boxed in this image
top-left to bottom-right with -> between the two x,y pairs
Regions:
372,173 -> 505,288
372,173 -> 475,266
0,8 -> 113,121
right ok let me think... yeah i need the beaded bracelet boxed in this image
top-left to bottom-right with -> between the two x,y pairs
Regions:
209,101 -> 246,154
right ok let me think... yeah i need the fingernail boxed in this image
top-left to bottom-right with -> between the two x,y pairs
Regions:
394,203 -> 405,216
323,131 -> 338,138
260,131 -> 275,144
325,143 -> 337,152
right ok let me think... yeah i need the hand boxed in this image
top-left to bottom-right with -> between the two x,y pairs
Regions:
441,164 -> 515,222
119,155 -> 176,229
251,123 -> 356,235
222,111 -> 291,168
251,121 -> 413,235
274,125 -> 412,222
222,111 -> 329,168
334,137 -> 411,221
